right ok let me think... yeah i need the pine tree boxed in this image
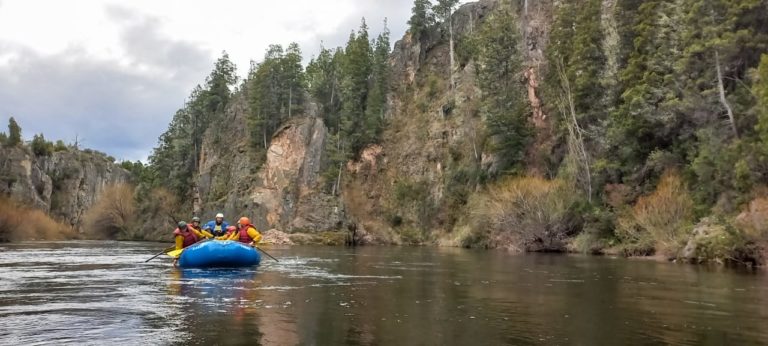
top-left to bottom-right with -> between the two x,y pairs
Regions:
408,0 -> 434,40
7,117 -> 21,147
545,0 -> 606,125
476,1 -> 531,176
31,133 -> 52,156
307,46 -> 343,131
205,51 -> 238,114
340,19 -> 374,156
677,0 -> 768,138
607,0 -> 683,173
282,42 -> 305,118
364,20 -> 391,144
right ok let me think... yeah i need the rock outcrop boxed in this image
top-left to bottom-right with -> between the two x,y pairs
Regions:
0,146 -> 131,228
196,92 -> 345,234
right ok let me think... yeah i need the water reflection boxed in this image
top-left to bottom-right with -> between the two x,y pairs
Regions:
1,242 -> 767,345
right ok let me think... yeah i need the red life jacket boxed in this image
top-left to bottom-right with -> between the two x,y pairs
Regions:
238,225 -> 256,244
174,226 -> 198,248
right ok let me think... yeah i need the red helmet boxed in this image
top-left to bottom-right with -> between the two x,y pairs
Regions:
226,225 -> 237,232
238,217 -> 251,226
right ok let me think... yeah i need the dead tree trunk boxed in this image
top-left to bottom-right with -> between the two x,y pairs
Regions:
715,51 -> 738,138
556,61 -> 592,202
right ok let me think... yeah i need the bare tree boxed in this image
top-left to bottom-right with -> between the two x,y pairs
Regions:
556,60 -> 592,202
715,50 -> 738,138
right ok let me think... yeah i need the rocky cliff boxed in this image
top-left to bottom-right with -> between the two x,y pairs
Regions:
0,146 -> 131,228
195,92 -> 345,238
191,0 -> 548,244
342,0 -> 556,243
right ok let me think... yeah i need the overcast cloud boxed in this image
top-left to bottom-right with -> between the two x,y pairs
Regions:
0,0 -> 468,161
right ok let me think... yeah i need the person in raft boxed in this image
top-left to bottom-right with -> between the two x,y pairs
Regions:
203,213 -> 229,237
215,225 -> 238,240
173,221 -> 213,250
220,217 -> 262,244
189,216 -> 205,234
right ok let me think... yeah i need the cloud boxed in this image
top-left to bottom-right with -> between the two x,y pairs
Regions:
0,0 -> 473,162
0,6 -> 212,161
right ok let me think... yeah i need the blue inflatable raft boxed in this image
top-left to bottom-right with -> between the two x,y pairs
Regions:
177,240 -> 261,268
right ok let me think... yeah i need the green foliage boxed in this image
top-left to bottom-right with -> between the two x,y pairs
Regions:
30,133 -> 53,156
0,132 -> 6,145
337,19 -> 389,157
247,43 -> 306,148
545,0 -> 606,126
307,46 -> 343,132
433,0 -> 459,23
6,117 -> 21,147
408,0 -> 434,39
53,140 -> 68,152
476,1 -> 531,176
147,51 -> 238,200
755,55 -> 768,142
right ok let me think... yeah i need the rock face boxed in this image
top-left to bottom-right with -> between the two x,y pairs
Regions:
0,146 -> 131,228
343,0 -> 547,243
196,92 -> 345,234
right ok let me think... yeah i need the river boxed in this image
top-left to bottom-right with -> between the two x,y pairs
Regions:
0,241 -> 767,345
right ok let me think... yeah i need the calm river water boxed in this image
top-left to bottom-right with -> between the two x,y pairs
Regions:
1,241 -> 767,345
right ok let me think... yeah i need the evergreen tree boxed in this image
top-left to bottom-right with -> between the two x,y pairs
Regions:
247,43 -> 307,148
147,55 -> 238,200
340,19 -> 374,156
7,117 -> 21,147
307,46 -> 343,132
606,0 -> 683,175
476,1 -> 531,176
545,0 -> 606,126
364,20 -> 391,143
205,51 -> 238,114
408,0 -> 434,39
282,42 -> 305,118
31,133 -> 53,156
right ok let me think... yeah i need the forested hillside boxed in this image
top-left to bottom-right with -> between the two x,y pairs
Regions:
12,0 -> 764,264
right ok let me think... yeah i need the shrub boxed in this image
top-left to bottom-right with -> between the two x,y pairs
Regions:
31,133 -> 53,156
83,184 -> 137,239
53,140 -> 68,152
616,171 -> 694,257
681,217 -> 759,265
463,176 -> 581,252
0,197 -> 75,242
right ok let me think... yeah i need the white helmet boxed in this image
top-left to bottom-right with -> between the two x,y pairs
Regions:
216,213 -> 224,218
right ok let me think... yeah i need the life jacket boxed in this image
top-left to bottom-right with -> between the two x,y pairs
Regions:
213,224 -> 224,236
204,220 -> 229,236
174,226 -> 198,248
238,224 -> 257,244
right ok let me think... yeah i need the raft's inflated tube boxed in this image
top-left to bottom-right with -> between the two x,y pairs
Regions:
177,240 -> 261,268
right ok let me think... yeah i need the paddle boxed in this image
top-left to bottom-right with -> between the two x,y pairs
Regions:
250,242 -> 279,262
145,245 -> 176,263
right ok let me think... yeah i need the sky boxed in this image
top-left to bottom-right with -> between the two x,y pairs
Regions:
0,0 -> 470,162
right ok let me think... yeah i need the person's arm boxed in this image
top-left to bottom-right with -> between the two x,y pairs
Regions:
175,235 -> 184,250
191,228 -> 212,239
247,227 -> 262,244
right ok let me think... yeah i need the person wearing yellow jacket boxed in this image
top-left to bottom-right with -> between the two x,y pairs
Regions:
215,225 -> 238,240
173,218 -> 213,250
228,217 -> 262,244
